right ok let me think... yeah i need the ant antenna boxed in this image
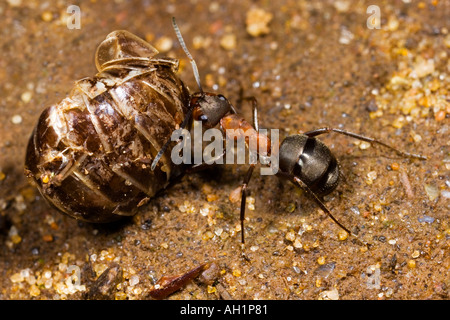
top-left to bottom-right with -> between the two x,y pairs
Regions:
172,17 -> 203,93
151,18 -> 201,171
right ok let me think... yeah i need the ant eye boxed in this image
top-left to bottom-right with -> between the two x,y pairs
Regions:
217,94 -> 226,101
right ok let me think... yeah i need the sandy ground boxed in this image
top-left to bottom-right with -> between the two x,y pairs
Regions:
0,0 -> 449,300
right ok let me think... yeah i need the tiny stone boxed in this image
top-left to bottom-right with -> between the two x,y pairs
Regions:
293,238 -> 303,248
246,7 -> 273,37
160,242 -> 168,249
317,256 -> 326,265
29,284 -> 41,297
334,0 -> 350,12
129,275 -> 139,286
207,285 -> 216,293
339,27 -> 354,45
359,141 -> 371,150
10,273 -> 24,283
319,287 -> 339,300
220,33 -> 236,51
21,91 -> 32,103
418,215 -> 435,224
11,115 -> 22,124
41,11 -> 53,22
285,231 -> 296,242
424,184 -> 439,201
155,36 -> 173,53
367,171 -> 377,181
7,0 -> 22,7
338,230 -> 348,241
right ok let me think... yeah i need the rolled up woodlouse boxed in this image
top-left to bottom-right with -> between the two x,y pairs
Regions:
25,30 -> 191,222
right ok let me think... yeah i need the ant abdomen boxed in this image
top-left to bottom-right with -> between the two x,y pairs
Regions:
279,134 -> 340,197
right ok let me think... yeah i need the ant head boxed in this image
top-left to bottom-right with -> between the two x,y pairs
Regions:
172,18 -> 235,128
279,134 -> 340,197
190,92 -> 233,128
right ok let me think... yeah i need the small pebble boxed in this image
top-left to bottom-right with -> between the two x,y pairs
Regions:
11,115 -> 22,124
333,0 -> 350,12
29,285 -> 41,297
21,91 -> 32,103
285,231 -> 296,242
317,256 -> 326,265
129,275 -> 139,286
41,11 -> 53,22
367,171 -> 377,181
424,184 -> 439,201
207,285 -> 216,293
359,141 -> 371,150
42,234 -> 53,242
155,36 -> 173,53
220,33 -> 236,51
339,27 -> 354,45
411,58 -> 435,78
319,287 -> 339,300
417,215 -> 435,224
246,7 -> 273,37
206,194 -> 218,202
435,110 -> 446,121
7,0 -> 22,7
338,230 -> 348,241
232,270 -> 241,277
229,186 -> 242,203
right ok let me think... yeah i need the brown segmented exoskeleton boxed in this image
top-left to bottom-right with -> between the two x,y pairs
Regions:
25,20 -> 242,223
25,30 -> 192,222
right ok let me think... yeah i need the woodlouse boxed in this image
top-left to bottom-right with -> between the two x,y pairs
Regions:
25,21 -> 239,223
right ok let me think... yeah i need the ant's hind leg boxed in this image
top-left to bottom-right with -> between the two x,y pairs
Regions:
239,163 -> 256,244
303,127 -> 426,160
276,171 -> 353,236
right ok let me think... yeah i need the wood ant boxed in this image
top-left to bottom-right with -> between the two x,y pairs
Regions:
162,19 -> 427,244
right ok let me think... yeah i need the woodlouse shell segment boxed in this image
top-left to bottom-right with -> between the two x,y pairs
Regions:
25,31 -> 190,223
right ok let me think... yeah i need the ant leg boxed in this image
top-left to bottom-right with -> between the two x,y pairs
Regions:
151,103 -> 195,171
163,148 -> 227,196
250,97 -> 259,131
277,171 -> 353,236
238,97 -> 260,243
240,96 -> 259,130
239,163 -> 256,243
303,127 -> 426,160
188,148 -> 226,173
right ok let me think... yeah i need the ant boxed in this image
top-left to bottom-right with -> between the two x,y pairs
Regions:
154,18 -> 427,244
229,102 -> 426,243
